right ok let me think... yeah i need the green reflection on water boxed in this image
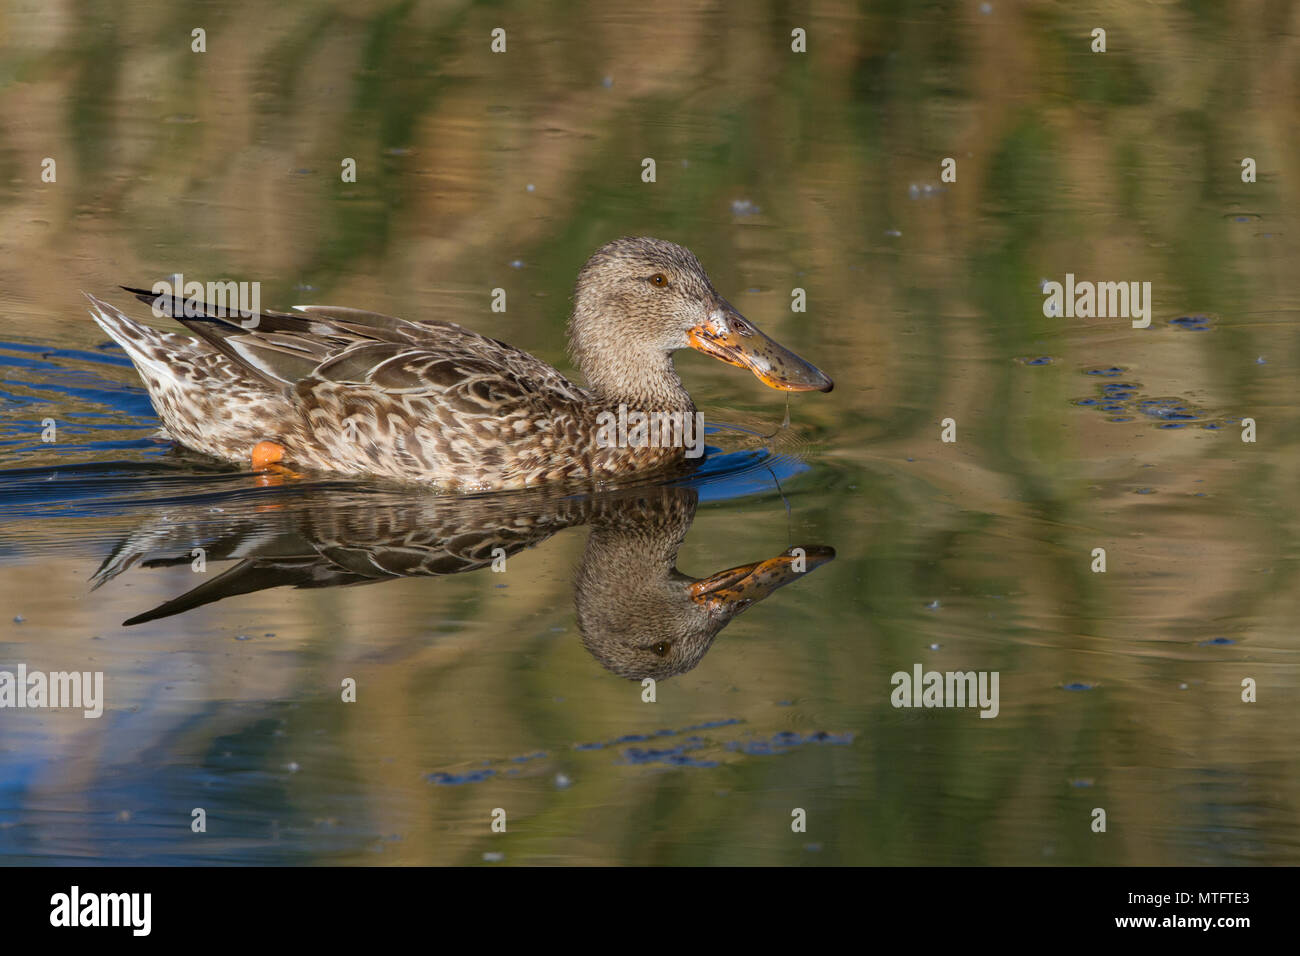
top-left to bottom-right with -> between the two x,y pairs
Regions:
0,0 -> 1297,865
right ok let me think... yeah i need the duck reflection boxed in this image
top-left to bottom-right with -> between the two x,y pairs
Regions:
93,483 -> 833,680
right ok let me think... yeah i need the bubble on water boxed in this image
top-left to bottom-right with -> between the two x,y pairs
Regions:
13,615 -> 24,624
908,183 -> 945,200
509,259 -> 525,270
925,600 -> 940,610
285,762 -> 300,773
483,851 -> 505,863
554,773 -> 572,790
525,183 -> 535,192
1061,682 -> 1095,691
730,199 -> 761,217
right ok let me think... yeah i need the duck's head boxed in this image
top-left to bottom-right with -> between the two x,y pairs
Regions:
568,237 -> 833,406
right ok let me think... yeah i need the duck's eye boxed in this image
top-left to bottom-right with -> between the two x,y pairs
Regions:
650,273 -> 668,287
652,641 -> 671,657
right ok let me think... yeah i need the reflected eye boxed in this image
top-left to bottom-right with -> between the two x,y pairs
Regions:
650,273 -> 668,287
652,641 -> 670,657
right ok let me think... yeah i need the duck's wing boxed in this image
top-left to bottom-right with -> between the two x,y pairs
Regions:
295,347 -> 594,485
121,287 -> 592,484
284,305 -> 593,486
120,287 -> 580,397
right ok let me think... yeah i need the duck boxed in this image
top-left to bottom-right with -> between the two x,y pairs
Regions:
92,482 -> 834,680
84,237 -> 832,491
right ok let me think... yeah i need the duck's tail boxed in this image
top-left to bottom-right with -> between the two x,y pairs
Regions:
82,290 -> 304,464
82,291 -> 186,379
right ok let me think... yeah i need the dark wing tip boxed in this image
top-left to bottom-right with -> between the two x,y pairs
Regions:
119,284 -> 230,324
120,285 -> 173,314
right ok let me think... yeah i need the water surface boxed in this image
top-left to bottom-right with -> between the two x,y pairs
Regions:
0,0 -> 1298,865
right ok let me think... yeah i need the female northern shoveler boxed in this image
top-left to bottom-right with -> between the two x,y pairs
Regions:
84,237 -> 832,491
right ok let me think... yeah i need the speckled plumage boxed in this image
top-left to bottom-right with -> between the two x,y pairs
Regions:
85,238 -> 831,491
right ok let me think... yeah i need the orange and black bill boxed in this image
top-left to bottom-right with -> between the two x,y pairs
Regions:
688,545 -> 836,614
688,303 -> 833,392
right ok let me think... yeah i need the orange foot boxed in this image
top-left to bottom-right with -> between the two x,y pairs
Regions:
251,440 -> 285,471
250,441 -> 303,485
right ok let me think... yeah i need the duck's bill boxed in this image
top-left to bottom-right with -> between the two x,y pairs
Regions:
687,306 -> 833,392
688,545 -> 836,614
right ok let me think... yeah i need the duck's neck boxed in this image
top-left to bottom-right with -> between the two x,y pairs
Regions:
582,351 -> 695,414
